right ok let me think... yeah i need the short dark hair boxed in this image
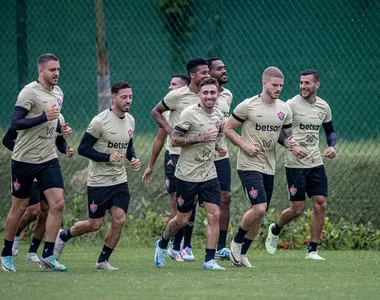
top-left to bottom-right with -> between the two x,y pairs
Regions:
207,57 -> 221,70
186,57 -> 208,76
301,69 -> 320,82
172,74 -> 190,85
111,81 -> 131,94
199,78 -> 218,90
37,53 -> 59,66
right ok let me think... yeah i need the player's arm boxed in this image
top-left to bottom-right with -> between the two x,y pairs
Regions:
322,120 -> 337,158
78,132 -> 110,162
55,135 -> 68,154
148,127 -> 166,167
126,138 -> 137,161
224,115 -> 259,156
151,101 -> 172,134
11,105 -> 59,131
2,128 -> 18,151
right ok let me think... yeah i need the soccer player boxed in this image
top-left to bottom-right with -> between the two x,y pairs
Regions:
207,58 -> 233,260
154,78 -> 226,270
1,53 -> 72,272
2,115 -> 74,263
151,58 -> 210,262
142,74 -> 190,220
54,81 -> 140,270
266,69 -> 336,260
224,67 -> 294,267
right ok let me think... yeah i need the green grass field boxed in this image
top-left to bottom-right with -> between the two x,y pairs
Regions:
1,242 -> 379,300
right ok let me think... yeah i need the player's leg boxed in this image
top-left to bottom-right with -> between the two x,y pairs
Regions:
180,206 -> 196,262
305,166 -> 328,261
54,185 -> 108,260
1,162 -> 34,272
214,158 -> 232,260
154,178 -> 194,268
266,168 -> 306,255
96,183 -> 130,270
230,171 -> 267,266
27,199 -> 49,262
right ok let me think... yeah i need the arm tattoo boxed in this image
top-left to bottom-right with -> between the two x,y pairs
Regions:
171,130 -> 202,147
281,127 -> 293,138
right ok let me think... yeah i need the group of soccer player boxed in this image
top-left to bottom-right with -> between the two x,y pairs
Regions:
1,53 -> 336,273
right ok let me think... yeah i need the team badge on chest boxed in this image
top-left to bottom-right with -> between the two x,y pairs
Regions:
128,129 -> 133,138
278,111 -> 285,120
318,112 -> 324,120
215,121 -> 221,130
56,98 -> 63,108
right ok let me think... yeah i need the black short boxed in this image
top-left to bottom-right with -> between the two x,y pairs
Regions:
164,151 -> 179,193
175,177 -> 221,213
238,170 -> 274,208
286,165 -> 328,201
87,182 -> 130,219
11,158 -> 64,199
215,158 -> 231,192
28,181 -> 47,206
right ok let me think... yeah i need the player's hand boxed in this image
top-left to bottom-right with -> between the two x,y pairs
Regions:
142,167 -> 152,183
218,147 -> 227,157
66,145 -> 74,157
61,123 -> 72,139
167,159 -> 174,166
285,135 -> 295,149
201,128 -> 218,142
242,142 -> 260,156
110,152 -> 124,163
131,157 -> 141,171
323,146 -> 336,159
46,104 -> 60,121
291,146 -> 309,159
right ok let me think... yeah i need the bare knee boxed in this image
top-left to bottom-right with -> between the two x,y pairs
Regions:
45,189 -> 65,212
207,207 -> 220,226
112,214 -> 126,228
26,204 -> 41,219
220,192 -> 231,208
253,205 -> 266,219
175,212 -> 191,227
291,202 -> 305,217
10,198 -> 29,216
88,219 -> 103,232
313,196 -> 326,215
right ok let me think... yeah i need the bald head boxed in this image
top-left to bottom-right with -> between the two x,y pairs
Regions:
262,66 -> 284,81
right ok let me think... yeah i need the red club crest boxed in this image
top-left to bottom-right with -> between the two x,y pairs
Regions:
289,185 -> 297,196
177,195 -> 185,207
249,187 -> 258,199
215,121 -> 221,130
278,111 -> 285,120
318,112 -> 324,120
13,180 -> 20,192
90,201 -> 98,213
128,129 -> 133,138
56,98 -> 63,107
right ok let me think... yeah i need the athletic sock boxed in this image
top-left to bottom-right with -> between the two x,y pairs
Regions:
42,241 -> 55,258
172,228 -> 183,251
309,242 -> 318,253
217,230 -> 228,250
205,248 -> 216,263
183,209 -> 196,248
15,227 -> 24,237
241,238 -> 253,255
271,223 -> 282,236
1,239 -> 13,257
60,228 -> 73,243
158,236 -> 169,249
233,226 -> 248,243
28,237 -> 42,253
98,244 -> 114,263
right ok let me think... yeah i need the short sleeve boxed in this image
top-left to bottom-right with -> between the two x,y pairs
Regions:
232,99 -> 249,122
86,116 -> 103,139
175,107 -> 193,133
323,105 -> 332,123
58,113 -> 65,125
162,89 -> 179,110
15,87 -> 34,111
284,103 -> 293,126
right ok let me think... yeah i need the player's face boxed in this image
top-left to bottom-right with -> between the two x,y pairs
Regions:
199,84 -> 219,109
210,60 -> 227,84
168,77 -> 187,91
263,77 -> 284,99
300,75 -> 320,99
40,60 -> 60,86
191,65 -> 210,84
113,88 -> 133,112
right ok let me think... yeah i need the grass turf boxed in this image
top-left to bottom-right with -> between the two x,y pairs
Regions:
0,242 -> 379,300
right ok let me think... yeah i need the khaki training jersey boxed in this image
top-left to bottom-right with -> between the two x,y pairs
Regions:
214,88 -> 233,161
12,81 -> 64,163
163,86 -> 200,155
285,95 -> 332,168
233,95 -> 292,175
86,109 -> 135,187
174,104 -> 224,182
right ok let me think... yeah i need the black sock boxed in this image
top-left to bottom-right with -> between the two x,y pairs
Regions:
183,209 -> 196,248
241,238 -> 253,255
218,230 -> 228,250
172,228 -> 183,251
15,227 -> 24,237
309,242 -> 318,253
233,226 -> 248,243
60,228 -> 73,243
271,223 -> 282,236
205,248 -> 216,263
98,244 -> 114,263
42,241 -> 55,258
158,236 -> 169,249
1,239 -> 14,257
28,237 -> 42,253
